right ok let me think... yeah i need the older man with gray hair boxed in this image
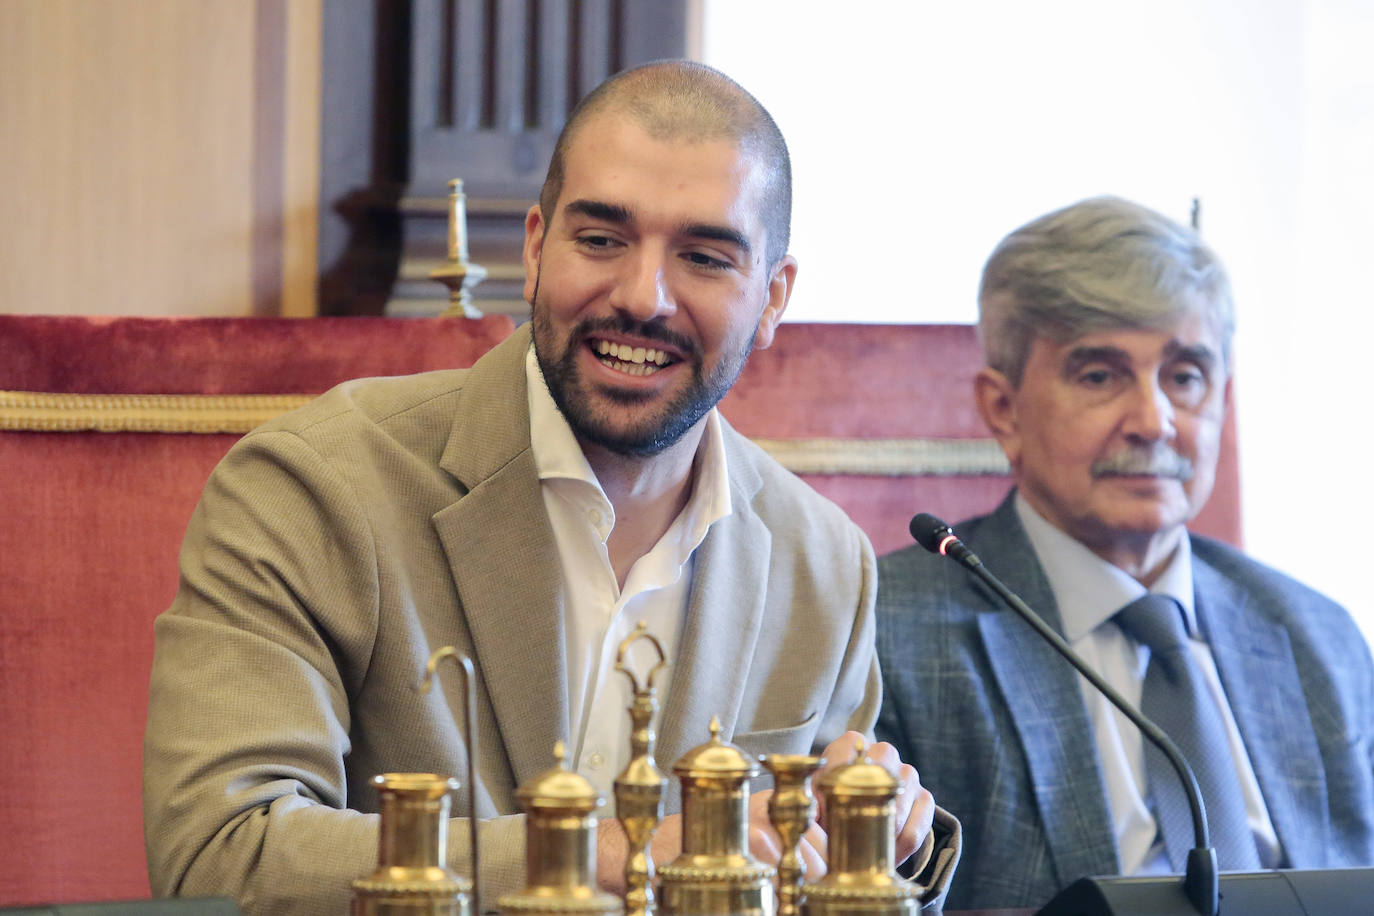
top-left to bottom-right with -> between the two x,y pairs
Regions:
875,196 -> 1374,910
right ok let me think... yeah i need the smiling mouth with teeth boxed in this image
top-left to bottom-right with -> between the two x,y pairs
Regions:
592,338 -> 674,376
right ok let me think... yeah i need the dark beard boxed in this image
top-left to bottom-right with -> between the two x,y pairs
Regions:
531,294 -> 755,458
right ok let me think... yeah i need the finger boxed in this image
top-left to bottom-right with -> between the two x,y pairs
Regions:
798,832 -> 828,880
861,740 -> 902,773
856,744 -> 934,865
895,782 -> 936,865
818,731 -> 865,769
814,731 -> 865,827
746,788 -> 783,865
748,823 -> 783,865
650,812 -> 683,868
803,820 -> 828,867
889,761 -> 920,824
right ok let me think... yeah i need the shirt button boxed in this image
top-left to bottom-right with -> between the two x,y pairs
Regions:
588,508 -> 603,525
587,752 -> 605,770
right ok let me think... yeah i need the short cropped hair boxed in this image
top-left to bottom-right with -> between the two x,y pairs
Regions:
538,60 -> 793,267
978,196 -> 1236,387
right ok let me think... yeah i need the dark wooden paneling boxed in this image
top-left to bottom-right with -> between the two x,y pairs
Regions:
318,0 -> 688,317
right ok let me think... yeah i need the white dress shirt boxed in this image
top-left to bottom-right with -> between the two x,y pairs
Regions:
1014,495 -> 1282,873
526,346 -> 731,811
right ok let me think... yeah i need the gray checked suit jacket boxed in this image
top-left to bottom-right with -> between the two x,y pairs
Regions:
875,494 -> 1374,910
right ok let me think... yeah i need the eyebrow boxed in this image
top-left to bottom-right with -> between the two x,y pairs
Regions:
1062,345 -> 1130,375
564,199 -> 631,224
680,222 -> 752,257
1061,341 -> 1220,375
561,198 -> 753,257
1164,341 -> 1219,370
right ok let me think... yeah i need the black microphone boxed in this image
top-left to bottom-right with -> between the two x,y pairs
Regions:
910,513 -> 1223,915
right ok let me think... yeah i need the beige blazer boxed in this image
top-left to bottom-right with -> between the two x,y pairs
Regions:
144,325 -> 905,915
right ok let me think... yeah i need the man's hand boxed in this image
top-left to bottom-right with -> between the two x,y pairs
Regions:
813,731 -> 935,867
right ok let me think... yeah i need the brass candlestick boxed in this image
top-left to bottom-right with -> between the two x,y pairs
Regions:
762,755 -> 825,916
351,773 -> 472,915
613,623 -> 669,916
659,717 -> 775,916
429,178 -> 488,317
801,741 -> 920,916
498,742 -> 622,915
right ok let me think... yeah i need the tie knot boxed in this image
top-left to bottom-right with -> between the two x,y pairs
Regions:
1115,593 -> 1190,654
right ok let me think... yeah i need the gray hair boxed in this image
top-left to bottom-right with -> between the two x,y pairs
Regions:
539,60 -> 792,267
978,196 -> 1235,386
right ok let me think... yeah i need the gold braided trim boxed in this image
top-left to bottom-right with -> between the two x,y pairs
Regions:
0,390 -> 312,434
752,436 -> 1010,477
0,391 -> 1011,476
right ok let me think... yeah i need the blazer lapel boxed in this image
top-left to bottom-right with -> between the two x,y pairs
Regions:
656,426 -> 771,789
971,498 -> 1120,884
432,325 -> 570,787
1192,555 -> 1331,867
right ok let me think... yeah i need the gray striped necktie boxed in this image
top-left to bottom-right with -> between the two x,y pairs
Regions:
1114,594 -> 1260,871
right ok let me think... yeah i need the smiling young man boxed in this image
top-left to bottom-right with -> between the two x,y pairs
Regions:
143,62 -> 955,916
874,196 -> 1374,910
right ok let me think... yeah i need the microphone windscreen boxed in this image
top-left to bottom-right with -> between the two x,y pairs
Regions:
909,513 -> 954,554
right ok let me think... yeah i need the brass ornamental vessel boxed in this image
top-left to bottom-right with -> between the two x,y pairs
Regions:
350,772 -> 472,916
498,742 -> 623,915
659,717 -> 775,916
800,741 -> 921,916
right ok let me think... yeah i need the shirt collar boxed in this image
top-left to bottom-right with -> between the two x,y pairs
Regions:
1013,492 -> 1197,641
524,343 -> 731,538
527,344 -> 598,488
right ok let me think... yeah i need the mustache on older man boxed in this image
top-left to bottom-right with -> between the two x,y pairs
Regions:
1090,445 -> 1194,481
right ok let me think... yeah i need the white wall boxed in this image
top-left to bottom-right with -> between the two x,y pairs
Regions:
703,0 -> 1373,633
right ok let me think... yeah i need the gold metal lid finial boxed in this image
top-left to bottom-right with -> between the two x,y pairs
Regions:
518,741 -> 601,811
673,717 -> 758,781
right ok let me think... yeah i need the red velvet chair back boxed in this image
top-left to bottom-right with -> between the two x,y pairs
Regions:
0,316 -> 515,905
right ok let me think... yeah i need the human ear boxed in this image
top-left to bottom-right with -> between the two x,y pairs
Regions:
752,255 -> 798,350
974,367 -> 1022,468
521,205 -> 546,305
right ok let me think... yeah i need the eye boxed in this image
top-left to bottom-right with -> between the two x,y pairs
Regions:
575,233 -> 623,253
1077,368 -> 1116,388
1164,364 -> 1210,406
682,250 -> 732,271
1172,368 -> 1202,386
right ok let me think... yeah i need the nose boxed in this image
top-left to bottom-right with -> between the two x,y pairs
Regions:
608,247 -> 675,321
1124,377 -> 1177,443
